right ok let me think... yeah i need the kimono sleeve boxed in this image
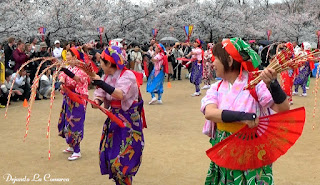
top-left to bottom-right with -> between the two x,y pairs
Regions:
154,53 -> 163,61
193,48 -> 202,55
77,69 -> 89,85
94,75 -> 107,99
58,70 -> 67,81
256,81 -> 274,108
116,70 -> 136,97
200,82 -> 219,114
75,69 -> 89,95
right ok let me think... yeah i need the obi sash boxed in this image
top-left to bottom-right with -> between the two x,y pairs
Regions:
216,122 -> 246,133
110,100 -> 138,109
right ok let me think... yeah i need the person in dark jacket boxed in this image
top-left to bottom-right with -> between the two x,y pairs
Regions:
4,37 -> 16,71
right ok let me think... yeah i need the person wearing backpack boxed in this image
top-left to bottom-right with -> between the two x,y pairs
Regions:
92,46 -> 145,185
201,38 -> 289,185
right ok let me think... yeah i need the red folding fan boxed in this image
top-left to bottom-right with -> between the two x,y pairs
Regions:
83,53 -> 99,73
176,57 -> 195,62
62,86 -> 125,128
206,107 -> 305,171
62,85 -> 86,105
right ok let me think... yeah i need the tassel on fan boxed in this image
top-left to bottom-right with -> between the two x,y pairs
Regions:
206,107 -> 305,171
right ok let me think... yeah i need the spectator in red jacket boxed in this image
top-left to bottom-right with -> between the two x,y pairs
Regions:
13,40 -> 29,72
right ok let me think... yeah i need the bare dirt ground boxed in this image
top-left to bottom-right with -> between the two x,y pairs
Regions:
1,72 -> 319,185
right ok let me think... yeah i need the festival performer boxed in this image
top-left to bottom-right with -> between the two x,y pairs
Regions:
202,43 -> 215,90
278,43 -> 295,105
92,46 -> 145,185
293,42 -> 314,97
146,43 -> 168,105
187,39 -> 204,96
201,38 -> 289,184
58,47 -> 89,161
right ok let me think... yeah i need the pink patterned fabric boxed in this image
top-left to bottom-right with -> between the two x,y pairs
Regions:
59,66 -> 89,96
201,71 -> 274,136
94,69 -> 138,111
121,49 -> 127,61
153,53 -> 164,77
191,47 -> 202,61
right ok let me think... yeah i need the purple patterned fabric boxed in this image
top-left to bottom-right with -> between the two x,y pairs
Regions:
58,95 -> 86,152
99,102 -> 144,183
294,62 -> 311,86
190,61 -> 203,85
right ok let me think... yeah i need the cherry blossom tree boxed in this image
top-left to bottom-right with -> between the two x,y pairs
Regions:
0,0 -> 319,45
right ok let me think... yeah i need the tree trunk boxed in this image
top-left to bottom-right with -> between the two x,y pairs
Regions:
104,33 -> 109,43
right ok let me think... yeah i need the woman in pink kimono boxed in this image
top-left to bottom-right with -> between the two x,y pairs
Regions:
201,38 -> 289,185
146,43 -> 168,104
186,39 -> 204,96
202,43 -> 215,89
58,47 -> 89,161
92,46 -> 145,185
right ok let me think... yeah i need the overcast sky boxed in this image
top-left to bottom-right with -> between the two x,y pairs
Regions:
131,0 -> 283,5
269,0 -> 282,3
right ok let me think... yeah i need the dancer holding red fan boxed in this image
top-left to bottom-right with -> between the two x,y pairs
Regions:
186,39 -> 204,96
58,47 -> 90,161
201,38 -> 290,185
92,46 -> 145,185
146,43 -> 168,104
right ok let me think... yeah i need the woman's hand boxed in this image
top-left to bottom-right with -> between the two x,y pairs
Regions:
261,68 -> 277,88
59,77 -> 65,84
243,117 -> 259,128
91,99 -> 101,109
91,74 -> 101,81
60,84 -> 65,93
73,75 -> 80,82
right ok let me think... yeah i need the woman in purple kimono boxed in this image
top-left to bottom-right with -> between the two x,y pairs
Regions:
187,39 -> 204,96
58,47 -> 89,161
92,46 -> 144,185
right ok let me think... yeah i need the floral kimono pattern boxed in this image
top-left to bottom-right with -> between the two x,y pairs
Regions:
202,50 -> 215,85
58,96 -> 86,149
99,102 -> 144,185
190,47 -> 203,86
294,62 -> 311,94
58,66 -> 89,152
280,69 -> 294,101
